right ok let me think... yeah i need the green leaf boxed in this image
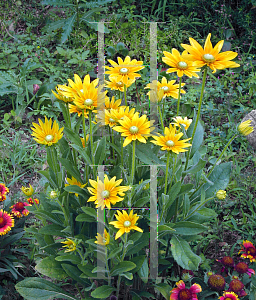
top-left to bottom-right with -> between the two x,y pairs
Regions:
186,207 -> 217,223
94,137 -> 106,165
135,143 -> 162,165
153,283 -> 171,300
64,185 -> 88,198
39,224 -> 65,236
166,181 -> 181,208
61,264 -> 90,286
169,221 -> 208,235
15,277 -> 77,300
35,256 -> 67,280
55,254 -> 81,264
187,111 -> 204,158
110,261 -> 136,276
61,13 -> 77,43
138,258 -> 148,283
75,214 -> 95,223
170,235 -> 201,270
81,207 -> 97,218
59,157 -> 84,183
108,246 -> 122,260
106,46 -> 116,57
130,256 -> 146,274
35,210 -> 63,226
1,231 -> 24,248
182,158 -> 206,175
116,42 -> 126,51
41,0 -> 75,7
126,233 -> 149,256
71,144 -> 92,165
91,286 -> 116,299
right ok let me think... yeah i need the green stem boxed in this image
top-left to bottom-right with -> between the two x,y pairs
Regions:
75,283 -> 83,299
176,78 -> 182,116
184,68 -> 208,171
164,151 -> 170,195
117,233 -> 128,299
111,127 -> 115,160
88,110 -> 96,176
124,84 -> 127,106
105,248 -> 111,286
189,134 -> 238,201
158,105 -> 165,132
121,137 -> 123,167
67,102 -> 77,166
162,96 -> 166,121
131,140 -> 136,185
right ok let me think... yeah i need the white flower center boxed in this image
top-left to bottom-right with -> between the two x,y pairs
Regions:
123,220 -> 131,227
84,99 -> 93,106
101,190 -> 110,198
80,89 -> 83,93
120,68 -> 129,74
109,118 -> 115,123
162,86 -> 169,92
45,134 -> 54,142
177,61 -> 188,69
202,53 -> 215,63
166,140 -> 175,147
129,126 -> 139,134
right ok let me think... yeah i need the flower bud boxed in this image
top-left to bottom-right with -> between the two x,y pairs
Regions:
216,190 -> 226,200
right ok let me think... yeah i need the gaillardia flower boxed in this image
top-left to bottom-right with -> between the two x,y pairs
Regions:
151,125 -> 192,154
10,202 -> 30,218
181,33 -> 240,73
105,76 -> 134,91
217,256 -> 234,268
145,77 -> 185,99
170,280 -> 201,300
238,120 -> 254,136
172,116 -> 192,130
208,274 -> 226,291
109,210 -> 143,240
65,177 -> 86,197
61,238 -> 77,253
113,112 -> 154,147
235,262 -> 255,277
216,190 -> 226,200
31,116 -> 64,146
27,198 -> 39,205
105,56 -> 144,86
239,240 -> 256,262
219,291 -> 239,300
0,210 -> 14,236
0,183 -> 9,202
87,175 -> 130,209
162,49 -> 200,78
21,184 -> 34,197
228,279 -> 244,294
95,229 -> 110,245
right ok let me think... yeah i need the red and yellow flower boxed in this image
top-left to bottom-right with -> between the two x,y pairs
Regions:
0,210 -> 14,236
235,262 -> 255,277
10,202 -> 30,218
219,291 -> 239,300
238,240 -> 256,262
170,280 -> 201,300
208,274 -> 226,291
0,183 -> 9,202
27,198 -> 39,205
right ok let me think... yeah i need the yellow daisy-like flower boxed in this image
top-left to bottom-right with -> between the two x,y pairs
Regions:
181,33 -> 240,73
73,82 -> 107,111
87,174 -> 130,210
105,56 -> 144,86
151,125 -> 192,154
58,74 -> 99,98
65,176 -> 87,197
111,106 -> 136,123
96,109 -> 119,128
238,120 -> 254,136
104,96 -> 123,111
147,86 -> 165,103
69,104 -> 89,118
145,77 -> 185,99
113,112 -> 154,147
31,116 -> 64,146
105,76 -> 135,92
162,49 -> 201,77
81,135 -> 89,148
52,86 -> 73,103
172,116 -> 192,130
21,184 -> 34,196
95,229 -> 110,245
61,238 -> 77,253
109,210 -> 143,240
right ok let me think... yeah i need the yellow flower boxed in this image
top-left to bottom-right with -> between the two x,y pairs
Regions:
181,33 -> 240,73
21,184 -> 34,196
81,135 -> 89,148
72,82 -> 107,111
65,177 -> 86,197
113,112 -> 154,147
145,77 -> 185,99
172,116 -> 192,130
69,104 -> 89,118
238,120 -> 254,136
111,106 -> 136,123
95,229 -> 110,245
31,116 -> 64,146
104,96 -> 123,111
109,210 -> 143,240
105,76 -> 135,91
96,109 -> 119,127
58,74 -> 99,98
151,125 -> 192,154
52,86 -> 73,103
61,238 -> 77,252
216,190 -> 226,200
0,183 -> 9,202
105,56 -> 144,85
162,49 -> 201,77
148,87 -> 165,103
87,174 -> 130,210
